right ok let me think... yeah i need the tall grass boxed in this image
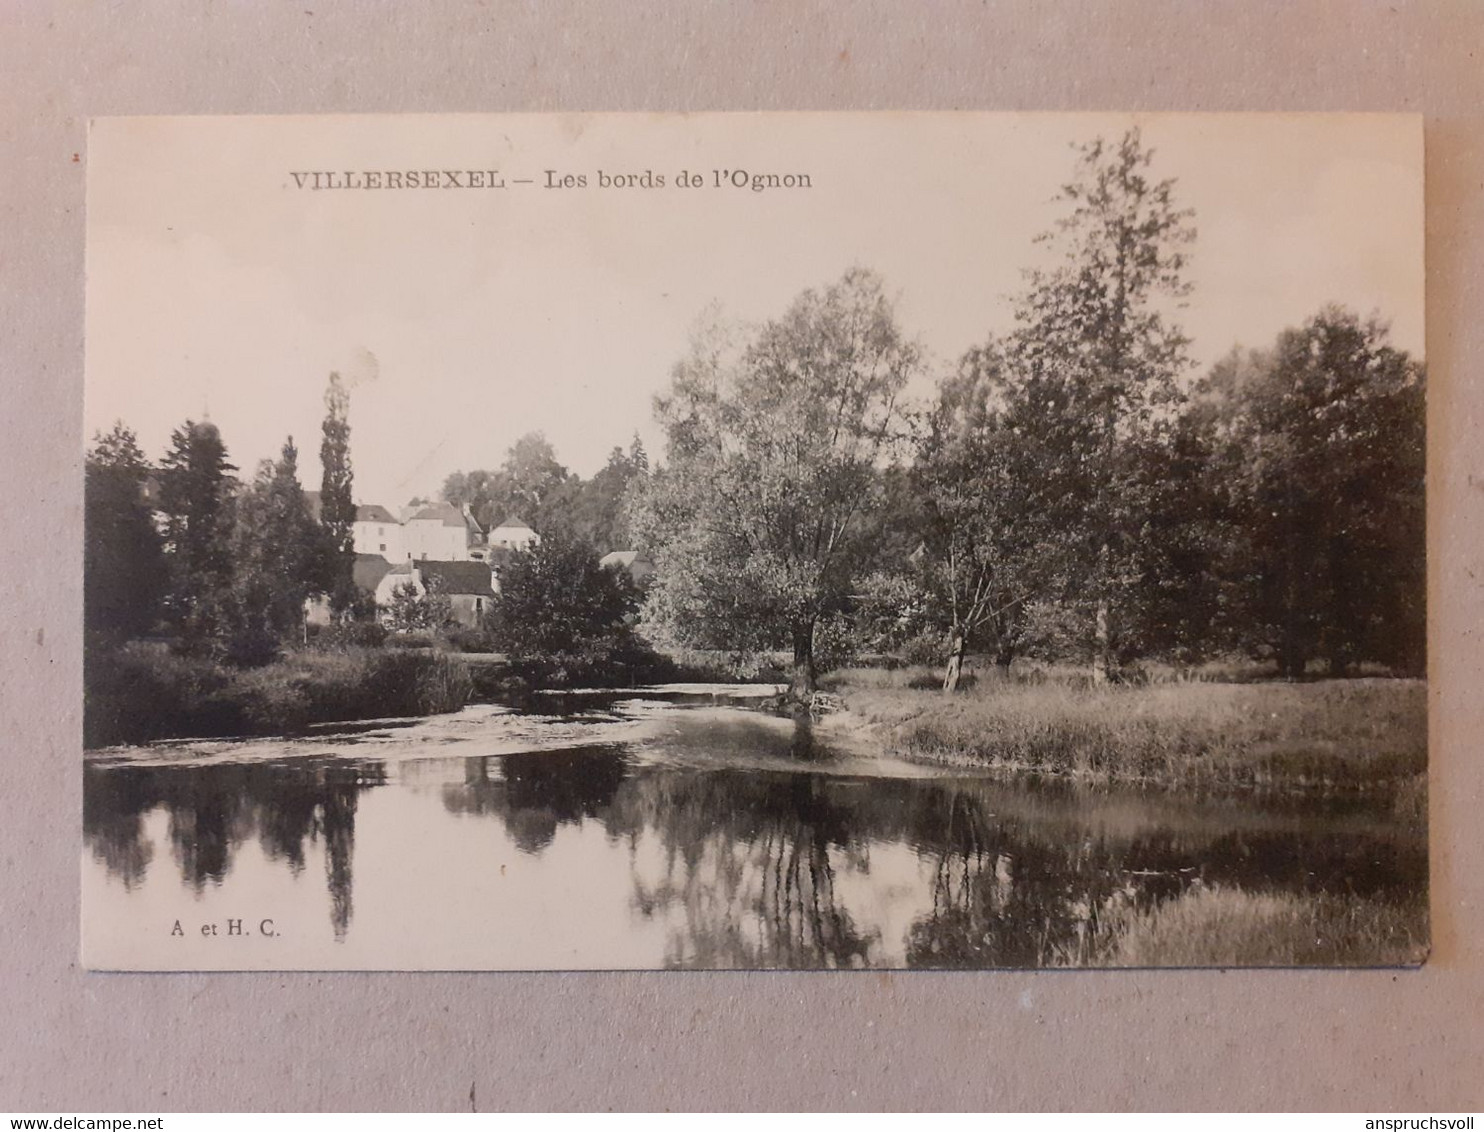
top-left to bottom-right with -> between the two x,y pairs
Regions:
1061,885 -> 1428,967
84,642 -> 473,747
841,676 -> 1426,792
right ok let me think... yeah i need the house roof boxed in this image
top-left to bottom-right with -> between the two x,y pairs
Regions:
355,503 -> 397,524
352,554 -> 395,594
408,501 -> 468,528
416,560 -> 496,597
600,550 -> 646,568
491,515 -> 534,532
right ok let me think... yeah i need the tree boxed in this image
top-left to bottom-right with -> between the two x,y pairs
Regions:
560,435 -> 651,550
912,343 -> 1052,690
486,537 -> 641,676
629,268 -> 920,698
320,372 -> 356,616
1006,128 -> 1196,682
443,431 -> 573,536
157,419 -> 236,653
383,574 -> 451,634
227,437 -> 323,662
1204,309 -> 1425,676
84,422 -> 165,642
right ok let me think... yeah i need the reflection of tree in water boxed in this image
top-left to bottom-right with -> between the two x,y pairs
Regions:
901,785 -> 1184,967
613,770 -> 877,969
897,779 -> 1429,968
83,760 -> 381,941
441,747 -> 629,855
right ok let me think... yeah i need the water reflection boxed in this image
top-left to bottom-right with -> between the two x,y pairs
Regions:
83,704 -> 1427,968
85,760 -> 382,940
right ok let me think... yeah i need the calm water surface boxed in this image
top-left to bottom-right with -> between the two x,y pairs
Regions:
82,689 -> 1425,969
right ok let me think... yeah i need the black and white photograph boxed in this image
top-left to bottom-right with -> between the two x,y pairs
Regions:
82,112 -> 1427,970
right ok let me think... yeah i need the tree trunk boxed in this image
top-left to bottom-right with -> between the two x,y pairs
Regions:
1092,542 -> 1111,685
994,639 -> 1014,675
1092,598 -> 1110,686
942,627 -> 967,694
789,621 -> 817,701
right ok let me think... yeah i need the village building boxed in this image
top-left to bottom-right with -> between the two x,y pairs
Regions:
401,501 -> 485,561
599,550 -> 655,586
352,503 -> 402,560
304,553 -> 397,626
373,559 -> 497,628
487,516 -> 538,552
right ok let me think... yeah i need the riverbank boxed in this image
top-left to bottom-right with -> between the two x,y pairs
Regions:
832,673 -> 1427,799
84,643 -> 472,748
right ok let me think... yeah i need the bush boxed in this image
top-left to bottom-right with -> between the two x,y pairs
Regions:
439,624 -> 500,653
83,643 -> 472,746
311,619 -> 389,650
384,632 -> 437,650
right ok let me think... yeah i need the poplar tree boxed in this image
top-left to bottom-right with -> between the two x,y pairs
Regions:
320,372 -> 357,616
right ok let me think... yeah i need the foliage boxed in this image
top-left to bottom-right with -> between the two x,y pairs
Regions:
911,342 -> 1054,688
156,419 -> 237,655
1196,310 -> 1426,676
628,268 -> 921,696
383,574 -> 452,634
1002,128 -> 1196,681
84,423 -> 165,642
225,437 -> 323,665
319,372 -> 357,615
486,537 -> 642,681
84,642 -> 471,747
443,432 -> 572,537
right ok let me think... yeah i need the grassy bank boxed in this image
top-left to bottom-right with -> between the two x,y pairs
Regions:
85,642 -> 473,748
1060,885 -> 1428,967
836,674 -> 1426,795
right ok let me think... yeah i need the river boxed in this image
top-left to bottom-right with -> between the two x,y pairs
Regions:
82,687 -> 1426,970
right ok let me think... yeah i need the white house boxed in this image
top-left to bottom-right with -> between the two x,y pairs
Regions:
487,515 -> 538,552
352,504 -> 402,560
401,502 -> 484,561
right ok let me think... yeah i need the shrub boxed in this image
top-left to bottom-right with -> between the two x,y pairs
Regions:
83,643 -> 473,746
439,624 -> 500,653
312,619 -> 389,650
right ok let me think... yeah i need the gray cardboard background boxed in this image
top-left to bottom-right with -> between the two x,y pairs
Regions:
2,1 -> 1480,1112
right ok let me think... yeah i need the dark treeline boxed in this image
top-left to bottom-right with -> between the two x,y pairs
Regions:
626,130 -> 1426,694
85,373 -> 358,664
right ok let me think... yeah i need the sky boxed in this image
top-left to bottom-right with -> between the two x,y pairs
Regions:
85,112 -> 1424,508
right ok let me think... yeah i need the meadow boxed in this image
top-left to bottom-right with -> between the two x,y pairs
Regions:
829,666 -> 1427,799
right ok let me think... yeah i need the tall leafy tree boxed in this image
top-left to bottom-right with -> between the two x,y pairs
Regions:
1006,128 -> 1196,681
84,422 -> 164,642
157,418 -> 236,653
320,372 -> 356,616
228,437 -> 323,662
629,268 -> 920,697
913,343 -> 1052,690
1205,308 -> 1425,676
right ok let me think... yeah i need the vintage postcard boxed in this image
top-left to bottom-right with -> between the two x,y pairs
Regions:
83,113 -> 1427,970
